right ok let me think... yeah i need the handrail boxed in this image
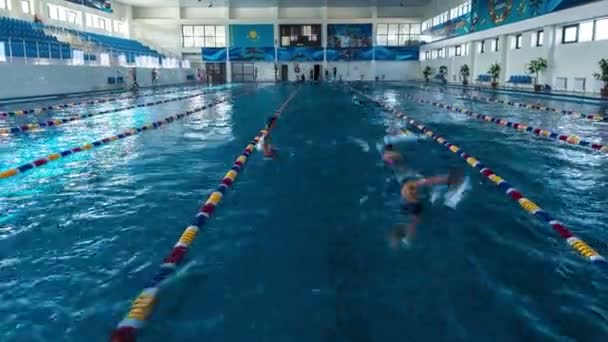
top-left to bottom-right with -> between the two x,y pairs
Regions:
109,87 -> 300,342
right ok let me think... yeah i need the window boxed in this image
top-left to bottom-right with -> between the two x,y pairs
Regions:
532,30 -> 544,47
562,24 -> 578,44
438,48 -> 444,58
455,45 -> 462,56
376,23 -> 420,46
431,50 -> 437,59
182,25 -> 226,48
515,34 -> 522,49
596,18 -> 608,41
0,0 -> 9,10
85,13 -> 109,31
114,21 -> 127,36
48,4 -> 82,26
479,40 -> 486,53
492,37 -> 500,51
21,0 -> 31,14
579,21 -> 593,42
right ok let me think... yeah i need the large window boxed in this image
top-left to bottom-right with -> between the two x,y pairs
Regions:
423,1 -> 471,31
579,21 -> 594,42
376,23 -> 420,46
0,0 -> 9,10
562,24 -> 579,44
48,4 -> 82,26
182,25 -> 226,48
279,25 -> 320,47
21,0 -> 32,14
114,20 -> 127,36
596,18 -> 608,41
85,13 -> 110,32
515,34 -> 522,49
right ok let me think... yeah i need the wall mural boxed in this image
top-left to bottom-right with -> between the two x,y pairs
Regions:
229,24 -> 275,48
277,47 -> 324,62
327,24 -> 373,48
326,48 -> 374,61
65,0 -> 112,13
374,47 -> 419,61
202,48 -> 228,62
470,0 -> 598,32
229,47 -> 275,62
424,15 -> 470,38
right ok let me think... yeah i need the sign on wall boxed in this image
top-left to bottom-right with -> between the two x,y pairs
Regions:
65,0 -> 112,13
277,47 -> 324,62
202,48 -> 228,62
327,24 -> 373,48
229,24 -> 275,48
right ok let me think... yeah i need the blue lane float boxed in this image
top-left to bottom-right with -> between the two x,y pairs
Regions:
0,88 -> 226,136
110,88 -> 300,342
351,86 -> 608,271
0,91 -> 253,181
0,85 -> 206,118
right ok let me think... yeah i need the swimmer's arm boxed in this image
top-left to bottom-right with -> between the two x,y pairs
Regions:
415,176 -> 449,188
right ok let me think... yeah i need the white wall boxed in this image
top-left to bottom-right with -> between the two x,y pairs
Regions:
420,0 -> 608,92
0,63 -> 192,99
375,61 -> 420,81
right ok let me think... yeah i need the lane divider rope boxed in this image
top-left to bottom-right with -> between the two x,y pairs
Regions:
109,87 -> 300,342
403,93 -> 608,154
0,85 -> 205,118
351,86 -> 608,270
0,91 -> 249,181
0,89 -> 230,136
413,84 -> 608,122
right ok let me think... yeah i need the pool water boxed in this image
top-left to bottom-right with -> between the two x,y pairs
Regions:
1,83 -> 607,341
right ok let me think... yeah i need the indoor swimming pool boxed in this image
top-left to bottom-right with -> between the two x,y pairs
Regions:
1,83 -> 607,341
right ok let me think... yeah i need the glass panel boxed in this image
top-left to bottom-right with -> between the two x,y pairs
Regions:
563,25 -> 578,43
399,35 -> 409,46
377,24 -> 388,35
399,24 -> 409,34
204,36 -> 215,47
196,37 -> 206,47
183,26 -> 193,36
204,25 -> 215,36
596,18 -> 608,40
579,21 -> 593,42
183,37 -> 194,48
21,0 -> 30,14
377,35 -> 388,46
388,24 -> 399,34
215,25 -> 225,36
410,25 -> 420,34
387,34 -> 398,46
537,31 -> 544,45
215,35 -> 226,47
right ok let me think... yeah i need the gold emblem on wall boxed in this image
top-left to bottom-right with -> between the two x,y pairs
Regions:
489,0 -> 513,24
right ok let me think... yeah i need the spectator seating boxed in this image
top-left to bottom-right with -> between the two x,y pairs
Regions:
507,75 -> 533,85
0,16 -> 71,59
477,74 -> 492,83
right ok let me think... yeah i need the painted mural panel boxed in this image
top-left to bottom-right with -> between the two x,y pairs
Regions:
425,15 -> 470,38
229,24 -> 275,48
327,24 -> 373,48
326,48 -> 374,61
277,47 -> 324,62
229,47 -> 275,62
374,47 -> 419,61
202,48 -> 228,62
65,0 -> 112,12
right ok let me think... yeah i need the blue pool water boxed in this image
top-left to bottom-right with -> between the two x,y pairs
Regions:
0,83 -> 607,341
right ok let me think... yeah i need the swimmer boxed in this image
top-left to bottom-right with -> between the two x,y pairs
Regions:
382,144 -> 403,167
389,169 -> 464,249
263,134 -> 277,159
352,95 -> 361,105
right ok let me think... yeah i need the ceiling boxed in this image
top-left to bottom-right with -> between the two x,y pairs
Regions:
115,0 -> 430,8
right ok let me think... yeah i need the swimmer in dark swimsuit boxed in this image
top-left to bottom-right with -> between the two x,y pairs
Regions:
263,135 -> 277,159
389,169 -> 463,248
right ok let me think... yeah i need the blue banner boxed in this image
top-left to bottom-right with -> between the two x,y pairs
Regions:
423,15 -> 470,38
326,48 -> 373,61
277,47 -> 324,62
202,48 -> 227,62
229,47 -> 275,62
327,24 -> 372,48
229,24 -> 275,48
374,47 -> 419,61
65,0 -> 112,13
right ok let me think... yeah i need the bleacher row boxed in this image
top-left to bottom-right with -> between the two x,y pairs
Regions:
0,16 -> 162,62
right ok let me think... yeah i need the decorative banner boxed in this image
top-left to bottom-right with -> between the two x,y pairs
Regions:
202,48 -> 227,62
229,47 -> 275,61
277,47 -> 324,62
229,24 -> 275,48
423,15 -> 470,38
374,46 -> 419,61
326,48 -> 373,61
65,0 -> 112,13
470,0 -> 597,33
327,24 -> 373,48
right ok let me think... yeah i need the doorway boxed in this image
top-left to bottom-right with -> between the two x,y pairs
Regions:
281,64 -> 288,82
206,63 -> 227,84
314,64 -> 320,81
